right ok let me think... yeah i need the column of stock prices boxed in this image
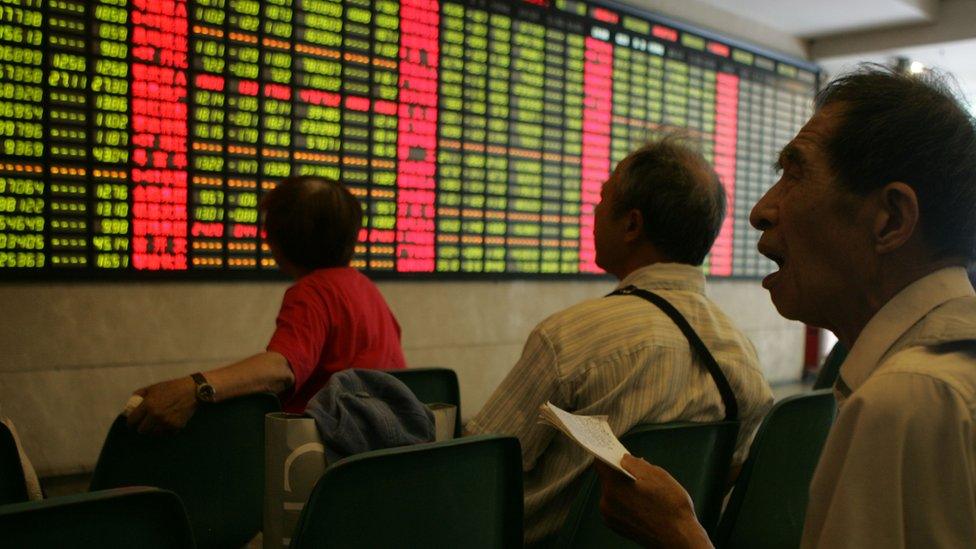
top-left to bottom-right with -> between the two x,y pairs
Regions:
0,0 -> 816,279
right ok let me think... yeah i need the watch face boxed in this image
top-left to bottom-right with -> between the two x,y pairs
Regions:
198,384 -> 215,402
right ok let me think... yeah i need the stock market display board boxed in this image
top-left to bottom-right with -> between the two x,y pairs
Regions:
0,0 -> 817,279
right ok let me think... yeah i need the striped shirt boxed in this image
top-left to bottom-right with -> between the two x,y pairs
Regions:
466,263 -> 773,545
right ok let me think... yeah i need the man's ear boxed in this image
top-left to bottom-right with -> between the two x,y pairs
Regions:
873,182 -> 919,254
623,208 -> 644,243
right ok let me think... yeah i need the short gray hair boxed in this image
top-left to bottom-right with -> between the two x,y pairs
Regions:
612,138 -> 726,266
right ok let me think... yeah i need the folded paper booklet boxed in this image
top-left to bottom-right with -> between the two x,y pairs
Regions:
538,402 -> 636,480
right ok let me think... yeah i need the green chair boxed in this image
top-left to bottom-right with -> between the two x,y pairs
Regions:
813,342 -> 848,390
556,421 -> 740,549
0,486 -> 195,548
290,434 -> 523,548
387,367 -> 462,436
0,421 -> 28,505
90,393 -> 279,549
715,390 -> 837,549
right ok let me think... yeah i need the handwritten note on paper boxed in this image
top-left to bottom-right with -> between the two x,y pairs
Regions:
539,402 -> 636,479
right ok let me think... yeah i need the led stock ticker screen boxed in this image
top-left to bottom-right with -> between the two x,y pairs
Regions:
0,0 -> 816,278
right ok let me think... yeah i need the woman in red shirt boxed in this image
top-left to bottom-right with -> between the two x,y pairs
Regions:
127,177 -> 406,432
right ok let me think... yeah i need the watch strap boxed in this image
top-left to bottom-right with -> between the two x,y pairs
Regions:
191,372 -> 215,403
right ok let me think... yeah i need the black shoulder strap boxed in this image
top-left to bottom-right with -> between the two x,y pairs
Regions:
608,285 -> 738,421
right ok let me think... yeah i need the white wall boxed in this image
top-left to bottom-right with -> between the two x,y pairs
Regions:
0,278 -> 802,476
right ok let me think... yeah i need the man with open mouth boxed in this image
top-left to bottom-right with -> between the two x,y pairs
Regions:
597,64 -> 976,548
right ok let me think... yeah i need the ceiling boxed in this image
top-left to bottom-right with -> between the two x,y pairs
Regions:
817,39 -> 976,107
695,0 -> 936,37
696,0 -> 976,105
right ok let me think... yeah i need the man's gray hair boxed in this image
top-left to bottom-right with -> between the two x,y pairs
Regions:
816,64 -> 976,261
612,137 -> 726,266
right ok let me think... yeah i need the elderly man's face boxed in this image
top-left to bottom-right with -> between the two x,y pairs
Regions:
593,165 -> 629,277
749,104 -> 873,327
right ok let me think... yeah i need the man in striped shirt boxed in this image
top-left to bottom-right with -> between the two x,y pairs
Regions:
466,139 -> 774,546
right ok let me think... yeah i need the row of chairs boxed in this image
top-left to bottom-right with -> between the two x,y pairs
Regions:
1,369 -> 835,548
0,368 -> 461,548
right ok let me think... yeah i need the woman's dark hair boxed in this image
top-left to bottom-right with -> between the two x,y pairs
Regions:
816,64 -> 976,261
260,177 -> 362,269
613,137 -> 726,266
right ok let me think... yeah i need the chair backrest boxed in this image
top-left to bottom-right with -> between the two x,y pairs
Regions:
290,435 -> 523,549
813,342 -> 848,390
715,390 -> 837,549
0,486 -> 195,548
556,421 -> 740,549
386,367 -> 462,436
89,393 -> 279,548
0,421 -> 28,505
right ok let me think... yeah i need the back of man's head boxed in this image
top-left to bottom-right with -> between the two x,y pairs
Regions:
260,177 -> 363,271
613,138 -> 726,266
816,64 -> 976,262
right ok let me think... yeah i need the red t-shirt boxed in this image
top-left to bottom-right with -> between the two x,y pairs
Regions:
266,267 -> 407,413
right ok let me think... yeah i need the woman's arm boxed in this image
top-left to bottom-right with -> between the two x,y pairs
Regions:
126,351 -> 294,434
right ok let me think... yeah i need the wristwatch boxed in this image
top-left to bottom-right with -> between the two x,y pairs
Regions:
191,372 -> 216,403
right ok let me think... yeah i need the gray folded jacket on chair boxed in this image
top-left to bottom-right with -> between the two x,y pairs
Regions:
305,369 -> 436,462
